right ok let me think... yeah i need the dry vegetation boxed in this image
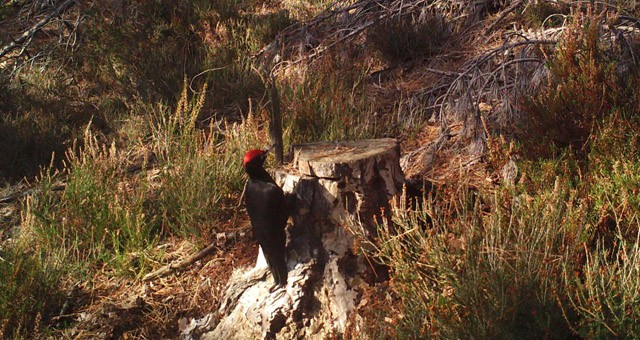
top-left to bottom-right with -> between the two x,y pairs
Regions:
2,0 -> 640,338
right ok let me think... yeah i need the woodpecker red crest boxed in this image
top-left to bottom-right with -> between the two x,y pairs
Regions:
243,149 -> 265,167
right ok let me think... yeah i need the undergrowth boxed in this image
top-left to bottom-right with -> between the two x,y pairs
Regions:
3,1 -> 640,338
0,240 -> 64,338
353,8 -> 640,338
358,111 -> 640,338
23,84 -> 266,274
3,84 -> 268,337
522,8 -> 639,155
282,56 -> 393,145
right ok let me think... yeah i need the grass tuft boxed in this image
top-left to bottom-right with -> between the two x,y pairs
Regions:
0,240 -> 64,338
356,172 -> 583,338
22,82 -> 267,279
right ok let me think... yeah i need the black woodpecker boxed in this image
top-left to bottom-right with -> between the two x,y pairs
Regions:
243,148 -> 288,288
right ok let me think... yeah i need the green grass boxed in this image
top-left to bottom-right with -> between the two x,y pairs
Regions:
357,127 -> 640,337
351,12 -> 640,335
282,59 -> 392,145
0,240 -> 64,338
4,2 -> 640,338
23,82 -> 267,274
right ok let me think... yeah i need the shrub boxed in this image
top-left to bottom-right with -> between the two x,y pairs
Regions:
563,116 -> 640,338
281,58 -> 391,145
359,175 -> 583,338
354,109 -> 640,338
25,132 -> 157,275
521,10 -> 621,155
0,241 -> 64,338
565,227 -> 640,338
152,83 -> 265,240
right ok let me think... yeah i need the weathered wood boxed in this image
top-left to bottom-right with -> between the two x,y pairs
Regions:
290,138 -> 404,230
142,242 -> 218,281
292,138 -> 400,179
186,139 -> 404,340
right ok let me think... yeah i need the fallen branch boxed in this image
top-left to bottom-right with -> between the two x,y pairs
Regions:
56,281 -> 81,320
143,242 -> 219,281
437,39 -> 557,128
0,0 -> 76,59
483,0 -> 525,36
474,57 -> 544,113
237,180 -> 247,208
0,183 -> 66,204
261,0 -> 431,71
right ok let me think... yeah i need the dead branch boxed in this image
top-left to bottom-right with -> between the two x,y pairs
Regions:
0,183 -> 66,204
237,180 -> 247,208
474,57 -> 544,112
424,67 -> 465,77
56,280 -> 81,321
437,39 -> 557,130
0,0 -> 76,59
483,0 -> 525,36
259,0 -> 434,70
143,242 -> 219,281
472,39 -> 557,68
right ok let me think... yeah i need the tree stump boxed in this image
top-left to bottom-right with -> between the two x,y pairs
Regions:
192,139 -> 404,339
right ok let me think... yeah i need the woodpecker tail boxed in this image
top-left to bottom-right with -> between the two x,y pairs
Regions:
265,250 -> 288,287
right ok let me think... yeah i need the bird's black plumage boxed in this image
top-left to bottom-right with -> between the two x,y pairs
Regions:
243,149 -> 288,287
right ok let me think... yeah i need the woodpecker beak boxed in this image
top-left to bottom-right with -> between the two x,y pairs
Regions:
264,143 -> 276,154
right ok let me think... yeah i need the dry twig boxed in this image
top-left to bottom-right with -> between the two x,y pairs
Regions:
143,243 -> 219,281
0,0 -> 76,59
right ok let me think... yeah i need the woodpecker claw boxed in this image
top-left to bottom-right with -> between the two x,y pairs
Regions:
269,282 -> 286,293
269,283 -> 279,293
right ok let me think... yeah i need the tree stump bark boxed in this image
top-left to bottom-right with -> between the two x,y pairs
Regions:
192,138 -> 404,339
